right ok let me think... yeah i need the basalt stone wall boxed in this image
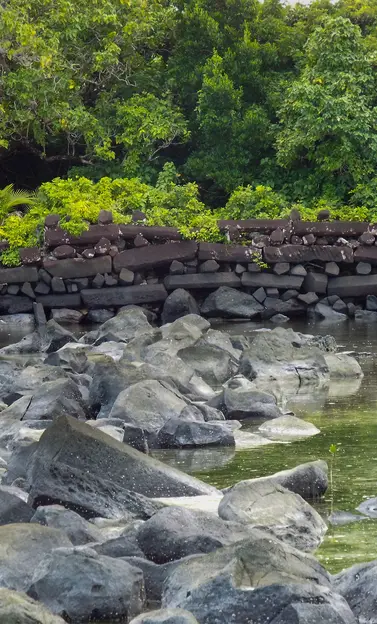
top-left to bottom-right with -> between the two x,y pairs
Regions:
2,211 -> 377,320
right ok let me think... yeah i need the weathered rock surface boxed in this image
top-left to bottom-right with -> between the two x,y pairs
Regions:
201,286 -> 263,319
27,416 -> 218,519
94,307 -> 153,345
334,559 -> 377,624
30,505 -> 103,545
218,479 -> 327,551
0,488 -> 34,525
161,289 -> 200,324
216,376 -> 282,420
0,524 -> 72,590
0,588 -> 65,623
156,419 -> 235,449
27,548 -> 145,622
130,609 -> 200,624
136,506 -> 257,563
258,415 -> 320,439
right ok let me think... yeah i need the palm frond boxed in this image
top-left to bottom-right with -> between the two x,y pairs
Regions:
0,184 -> 36,220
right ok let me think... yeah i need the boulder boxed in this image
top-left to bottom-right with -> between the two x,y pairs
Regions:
130,609 -> 200,624
237,461 -> 328,501
356,497 -> 377,517
0,488 -> 34,525
156,419 -> 235,449
50,308 -> 83,324
334,559 -> 377,624
109,380 -> 190,435
323,353 -> 363,378
355,309 -> 377,322
218,479 -> 327,551
0,524 -> 72,590
267,602 -> 356,623
94,307 -> 153,345
27,548 -> 145,622
314,303 -> 347,322
162,532 -> 354,624
90,533 -> 145,559
178,340 -> 238,387
86,309 -> 115,323
258,415 -> 320,439
0,588 -> 65,623
21,378 -> 88,421
30,505 -> 103,545
201,286 -> 263,319
136,506 -> 258,563
161,289 -> 200,324
27,416 -> 218,519
218,377 -> 282,420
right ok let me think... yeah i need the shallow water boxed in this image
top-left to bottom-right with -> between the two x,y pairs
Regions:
156,319 -> 377,574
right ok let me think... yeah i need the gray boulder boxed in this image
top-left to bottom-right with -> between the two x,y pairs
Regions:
267,602 -> 356,623
30,505 -> 103,545
0,488 -> 34,525
334,559 -> 377,624
357,496 -> 377,517
50,308 -> 83,324
94,307 -> 153,344
0,524 -> 72,590
136,506 -> 257,563
218,479 -> 327,551
314,303 -> 347,322
0,588 -> 65,623
44,344 -> 89,374
217,376 -> 282,420
109,380 -> 191,435
258,415 -> 320,439
2,441 -> 39,484
21,378 -> 88,421
201,286 -> 264,319
41,319 -> 78,353
178,340 -> 238,387
161,289 -> 200,324
324,353 -> 363,379
90,533 -> 145,558
130,609 -> 200,624
246,460 -> 329,501
27,416 -> 218,519
156,419 -> 235,449
27,548 -> 145,622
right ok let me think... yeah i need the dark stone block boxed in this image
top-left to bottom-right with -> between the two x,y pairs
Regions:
20,247 -> 42,265
290,265 -> 307,277
104,274 -> 118,287
328,275 -> 377,298
273,263 -> 290,275
169,260 -> 185,275
120,225 -> 181,241
34,282 -> 50,295
253,287 -> 266,303
109,245 -> 119,257
290,235 -> 303,245
81,284 -> 168,308
247,262 -> 261,273
134,234 -> 149,248
354,246 -> 377,265
114,242 -> 197,272
44,214 -> 60,229
302,233 -> 316,245
0,295 -> 33,313
43,256 -> 112,279
39,268 -> 52,285
82,249 -> 95,259
366,295 -> 377,311
164,273 -> 241,290
45,224 -> 122,247
0,266 -> 38,284
325,262 -> 339,276
359,232 -> 375,245
131,210 -> 147,222
70,277 -> 89,290
263,245 -> 353,264
53,245 -> 76,260
333,299 -> 347,314
98,210 -> 113,225
51,277 -> 66,293
251,234 -> 270,248
21,282 -> 35,299
356,262 -> 371,275
241,273 -> 304,290
293,221 -> 368,237
94,237 -> 111,256
36,294 -> 82,309
235,264 -> 246,274
266,288 -> 279,297
298,292 -> 319,305
7,285 -> 19,295
199,260 -> 220,273
303,273 -> 328,294
347,302 -> 356,317
33,302 -> 47,326
92,273 -> 105,289
327,295 -> 340,306
317,209 -> 330,221
261,298 -> 306,319
316,237 -> 329,245
198,243 -> 258,263
218,219 -> 288,234
67,283 -> 79,293
118,268 -> 134,285
270,228 -> 285,245
281,290 -> 299,301
161,289 -> 200,324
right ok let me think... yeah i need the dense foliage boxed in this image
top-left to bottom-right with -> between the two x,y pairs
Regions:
3,0 -> 377,263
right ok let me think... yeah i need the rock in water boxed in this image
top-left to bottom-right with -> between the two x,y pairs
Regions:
334,559 -> 377,624
94,307 -> 153,344
201,286 -> 263,319
218,479 -> 327,552
30,505 -> 103,545
27,548 -> 145,622
161,289 -> 200,324
0,588 -> 65,623
130,609 -> 200,624
258,415 -> 320,439
136,506 -> 258,563
245,460 -> 328,501
27,416 -> 218,519
156,419 -> 235,449
0,524 -> 72,591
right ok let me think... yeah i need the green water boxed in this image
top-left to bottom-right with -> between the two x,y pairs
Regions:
156,320 -> 377,574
